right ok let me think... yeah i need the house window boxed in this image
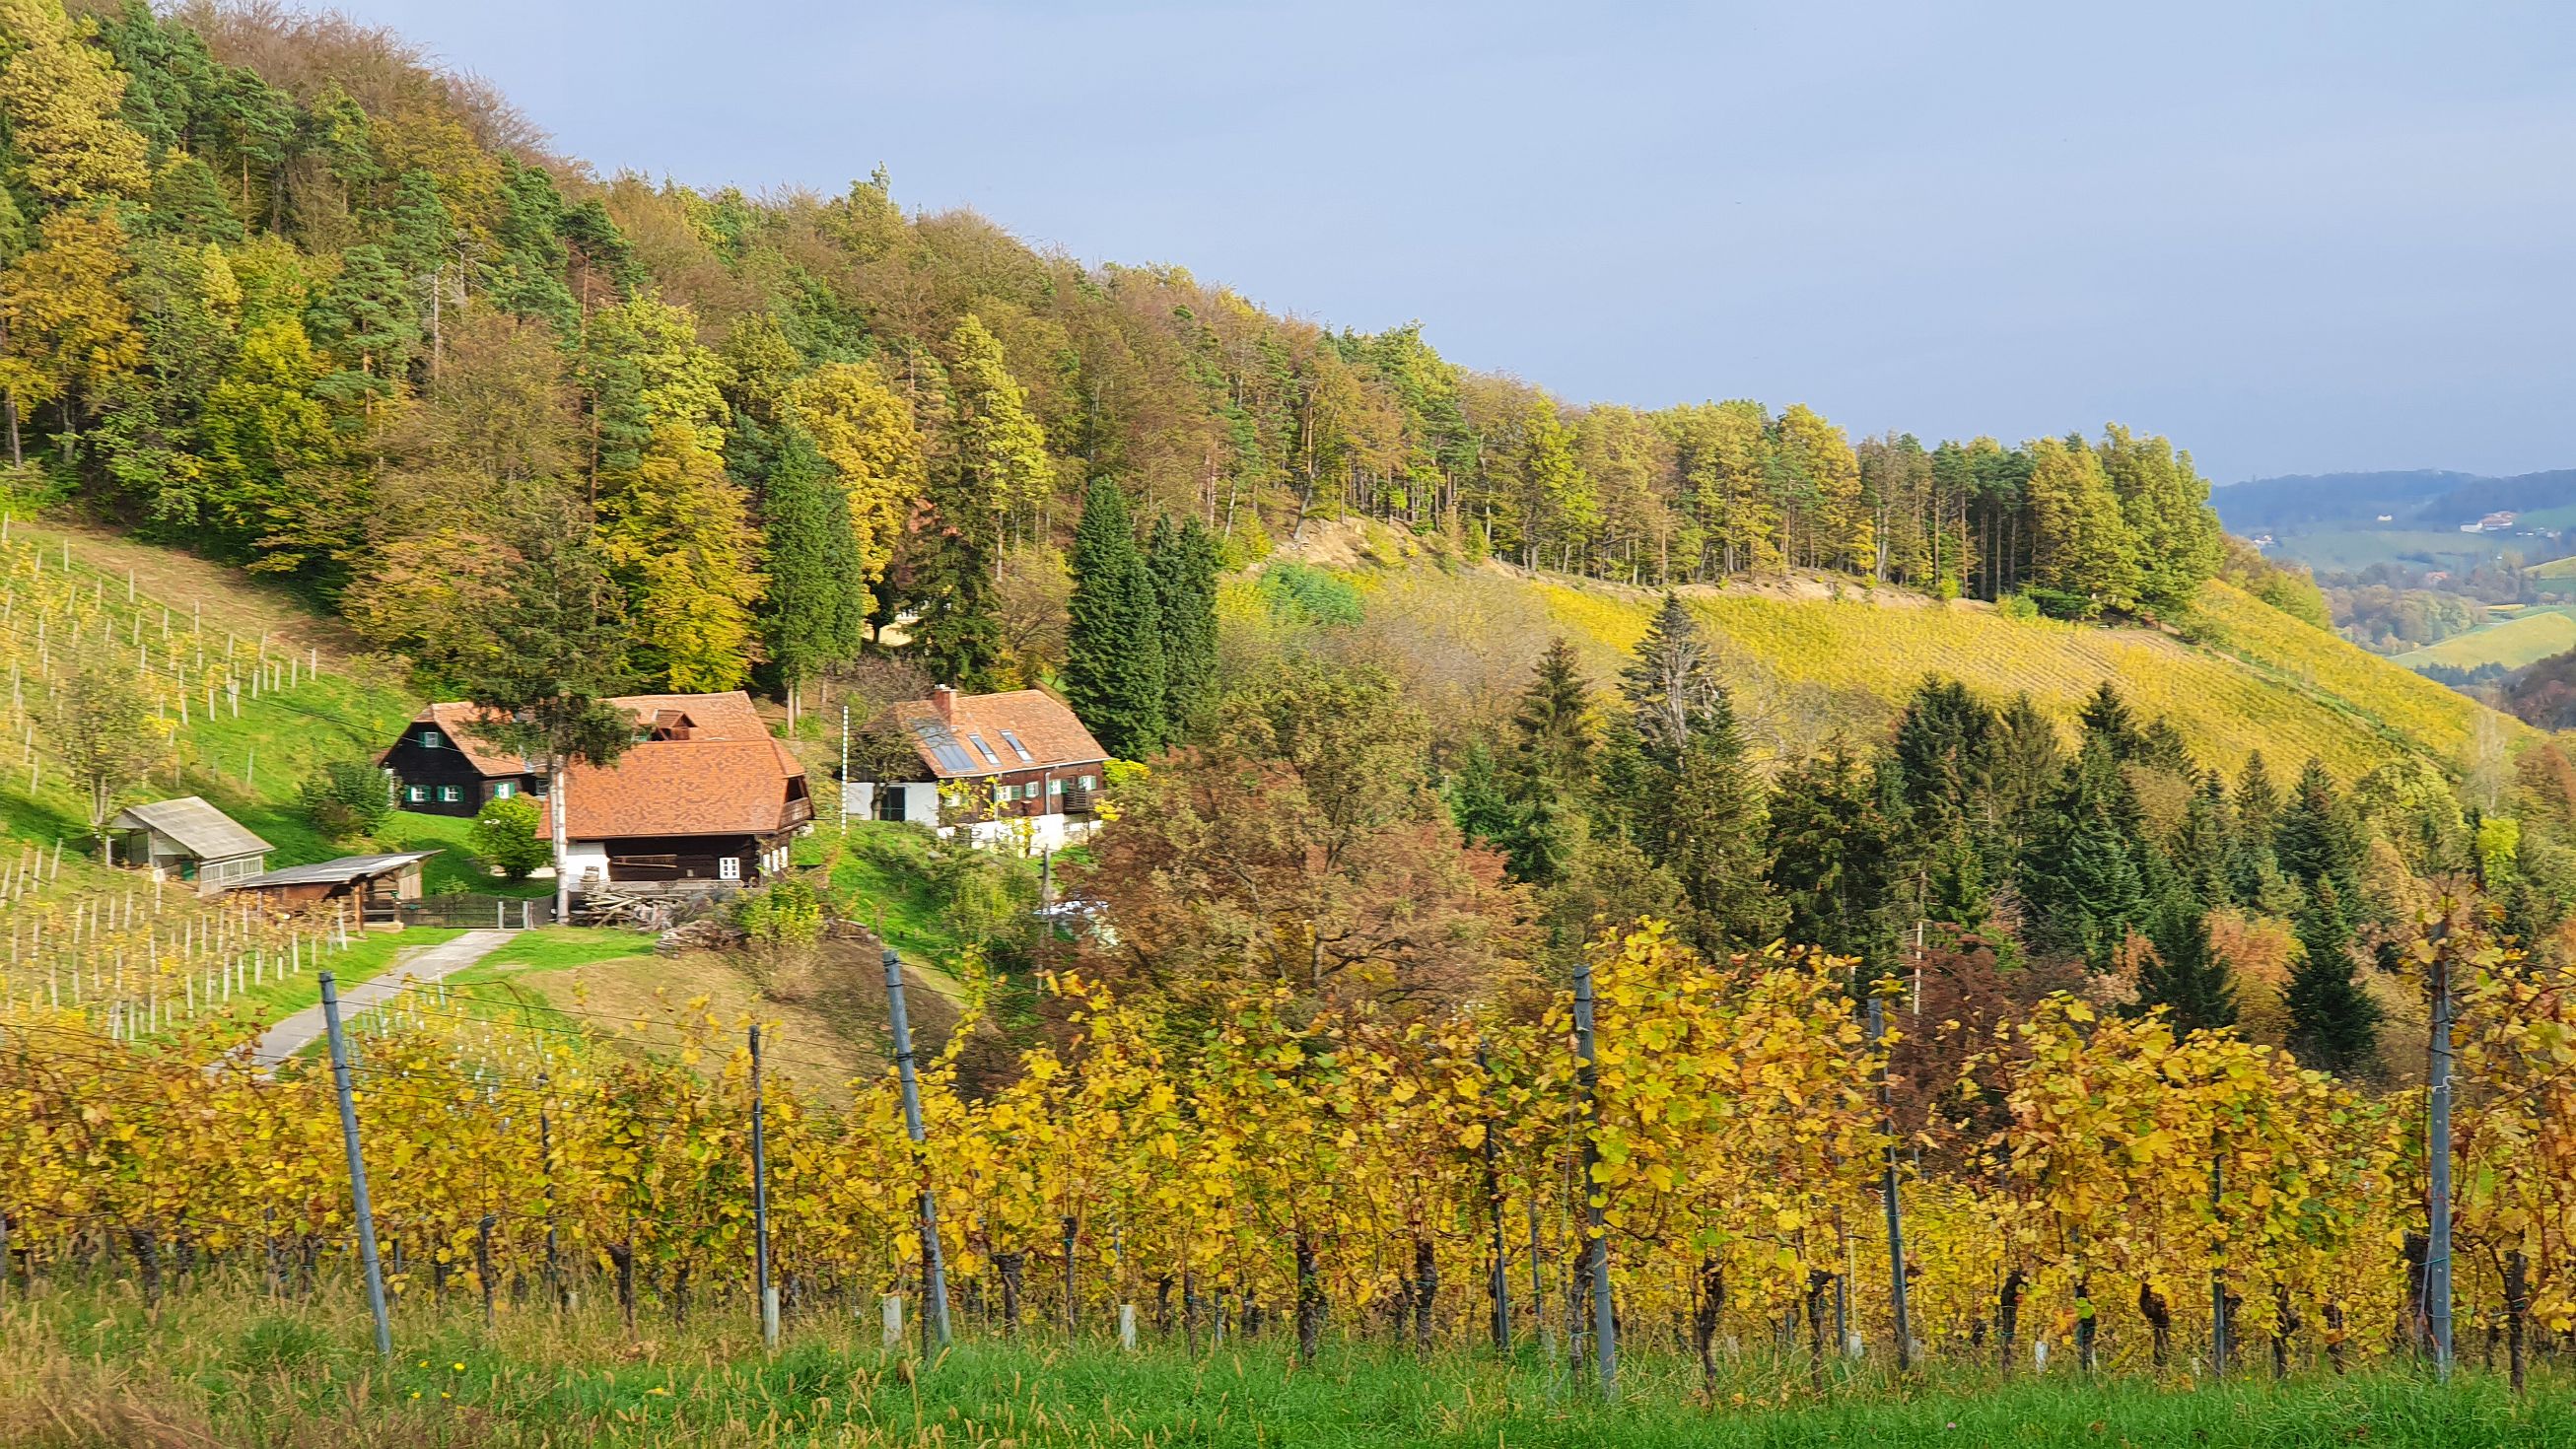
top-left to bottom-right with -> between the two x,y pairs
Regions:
437,785 -> 463,803
420,728 -> 444,749
492,781 -> 517,799
1048,778 -> 1063,794
1079,775 -> 1096,790
719,857 -> 741,881
404,785 -> 428,804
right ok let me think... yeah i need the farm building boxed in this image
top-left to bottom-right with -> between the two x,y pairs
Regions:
850,686 -> 1108,851
381,692 -> 777,816
108,796 -> 271,894
227,851 -> 438,927
546,732 -> 813,896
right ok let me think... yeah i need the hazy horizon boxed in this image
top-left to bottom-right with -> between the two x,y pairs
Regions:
320,0 -> 2575,485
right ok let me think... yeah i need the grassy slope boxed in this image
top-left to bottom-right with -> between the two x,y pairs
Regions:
1511,571 -> 2520,778
2394,606 -> 2576,671
5,1285 -> 2568,1449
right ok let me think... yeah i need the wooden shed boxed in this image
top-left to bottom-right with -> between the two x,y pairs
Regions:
228,851 -> 437,927
108,796 -> 272,895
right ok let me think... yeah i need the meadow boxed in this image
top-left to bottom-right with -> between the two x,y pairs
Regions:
0,1281 -> 2564,1449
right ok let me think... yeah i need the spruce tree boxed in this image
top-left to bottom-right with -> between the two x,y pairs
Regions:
753,424 -> 865,719
2136,888 -> 2237,1033
1669,702 -> 1781,948
2077,680 -> 2143,761
2171,770 -> 2235,907
2285,877 -> 2382,1075
1147,514 -> 1220,741
1768,743 -> 1891,962
2025,738 -> 2149,971
2274,757 -> 2363,896
2230,751 -> 2284,907
1498,638 -> 1595,886
1064,477 -> 1167,757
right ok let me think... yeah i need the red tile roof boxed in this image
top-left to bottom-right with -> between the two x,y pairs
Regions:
396,691 -> 773,778
546,736 -> 811,840
885,689 -> 1108,779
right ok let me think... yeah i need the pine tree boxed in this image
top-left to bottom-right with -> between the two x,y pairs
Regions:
755,424 -> 866,719
1619,592 -> 1724,772
145,154 -> 243,243
2285,877 -> 2381,1076
1890,674 -> 1996,825
1064,476 -> 1167,758
1148,514 -> 1220,740
2098,424 -> 2222,619
2136,888 -> 2237,1033
1511,637 -> 1595,786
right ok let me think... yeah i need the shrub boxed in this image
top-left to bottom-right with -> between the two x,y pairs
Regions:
299,759 -> 392,842
1995,591 -> 2042,622
734,877 -> 824,954
1256,561 -> 1363,626
468,794 -> 549,881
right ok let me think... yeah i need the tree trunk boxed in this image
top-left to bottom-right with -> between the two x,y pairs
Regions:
1294,1230 -> 1322,1363
1693,1256 -> 1722,1398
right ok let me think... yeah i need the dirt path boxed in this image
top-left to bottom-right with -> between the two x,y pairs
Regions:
248,931 -> 514,1072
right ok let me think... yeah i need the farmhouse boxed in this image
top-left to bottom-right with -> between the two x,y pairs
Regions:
852,686 -> 1109,850
108,796 -> 271,894
380,692 -> 777,815
547,731 -> 814,895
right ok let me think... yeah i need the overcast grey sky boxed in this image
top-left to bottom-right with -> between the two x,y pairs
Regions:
329,0 -> 2573,483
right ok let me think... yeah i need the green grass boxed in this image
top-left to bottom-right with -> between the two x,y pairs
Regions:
207,926 -> 467,1029
2262,527 -> 2520,574
2394,606 -> 2576,671
822,821 -> 974,965
3,1282 -> 2567,1448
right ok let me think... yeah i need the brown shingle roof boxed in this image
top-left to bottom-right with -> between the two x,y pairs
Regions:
548,737 -> 810,840
394,691 -> 772,778
885,689 -> 1108,779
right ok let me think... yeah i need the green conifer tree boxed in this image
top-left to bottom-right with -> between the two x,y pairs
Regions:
1147,514 -> 1220,740
754,424 -> 866,720
2136,888 -> 2237,1033
2285,876 -> 2382,1076
2274,757 -> 2363,897
1064,476 -> 1167,758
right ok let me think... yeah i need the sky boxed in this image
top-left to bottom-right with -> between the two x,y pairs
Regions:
324,0 -> 2575,484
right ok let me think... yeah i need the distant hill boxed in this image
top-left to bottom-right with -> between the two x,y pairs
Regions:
2216,468 -> 2576,536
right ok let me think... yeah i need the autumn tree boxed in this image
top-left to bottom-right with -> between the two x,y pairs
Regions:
36,643 -> 164,855
596,423 -> 765,691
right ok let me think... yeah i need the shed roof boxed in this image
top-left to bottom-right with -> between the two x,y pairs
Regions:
108,796 -> 271,862
885,690 -> 1109,780
234,851 -> 439,889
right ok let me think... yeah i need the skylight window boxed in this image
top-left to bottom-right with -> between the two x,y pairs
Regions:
1000,729 -> 1035,764
966,732 -> 1002,766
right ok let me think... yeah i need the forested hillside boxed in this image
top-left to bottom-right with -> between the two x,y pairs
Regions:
0,0 -> 2255,713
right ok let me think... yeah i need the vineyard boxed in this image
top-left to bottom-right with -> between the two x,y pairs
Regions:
6,902 -> 2573,1435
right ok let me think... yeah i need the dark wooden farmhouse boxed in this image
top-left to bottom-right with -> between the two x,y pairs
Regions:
850,686 -> 1109,850
381,692 -> 778,816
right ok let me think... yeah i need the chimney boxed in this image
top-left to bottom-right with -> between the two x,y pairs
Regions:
932,684 -> 957,724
